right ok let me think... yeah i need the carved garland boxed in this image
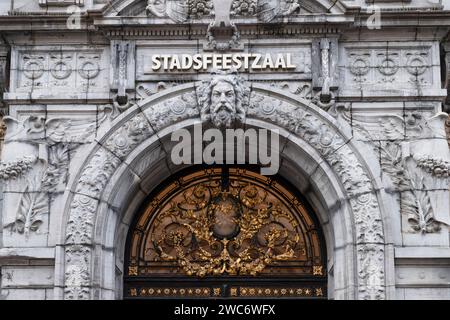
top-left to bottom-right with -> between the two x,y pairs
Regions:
63,84 -> 385,300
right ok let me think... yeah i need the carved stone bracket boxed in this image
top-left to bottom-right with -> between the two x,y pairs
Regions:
110,40 -> 136,107
204,0 -> 243,51
312,38 -> 338,110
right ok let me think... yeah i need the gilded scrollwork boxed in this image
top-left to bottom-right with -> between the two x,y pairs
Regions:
131,168 -> 324,278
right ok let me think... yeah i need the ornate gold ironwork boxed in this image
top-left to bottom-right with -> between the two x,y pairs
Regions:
127,286 -> 326,298
125,167 -> 327,299
313,265 -> 324,276
128,266 -> 138,276
228,286 -> 325,298
131,287 -> 213,298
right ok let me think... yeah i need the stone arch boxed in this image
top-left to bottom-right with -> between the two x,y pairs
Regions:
56,83 -> 391,300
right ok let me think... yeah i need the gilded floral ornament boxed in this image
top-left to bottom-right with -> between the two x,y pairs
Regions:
129,169 -> 324,278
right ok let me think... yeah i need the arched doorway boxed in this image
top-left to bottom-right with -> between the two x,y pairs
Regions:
58,83 -> 390,300
124,166 -> 327,299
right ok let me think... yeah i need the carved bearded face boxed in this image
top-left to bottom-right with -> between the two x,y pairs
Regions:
147,0 -> 166,18
210,80 -> 237,128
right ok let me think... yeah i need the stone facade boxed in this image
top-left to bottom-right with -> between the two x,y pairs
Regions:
0,0 -> 449,300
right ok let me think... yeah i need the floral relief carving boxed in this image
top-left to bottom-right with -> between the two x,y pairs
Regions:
231,0 -> 257,16
188,0 -> 214,18
64,112 -> 155,298
41,144 -> 70,193
145,92 -> 199,131
5,145 -> 70,237
104,114 -> 153,159
13,184 -> 48,239
145,0 -> 301,21
358,244 -> 385,300
413,154 -> 450,178
354,124 -> 441,234
1,110 -> 111,239
76,148 -> 122,200
66,194 -> 99,245
0,156 -> 37,181
64,245 -> 91,300
248,89 -> 385,299
64,84 -> 386,300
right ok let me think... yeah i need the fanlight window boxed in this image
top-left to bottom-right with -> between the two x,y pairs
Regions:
124,167 -> 327,299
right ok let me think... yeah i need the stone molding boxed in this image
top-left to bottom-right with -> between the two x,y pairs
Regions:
39,0 -> 85,6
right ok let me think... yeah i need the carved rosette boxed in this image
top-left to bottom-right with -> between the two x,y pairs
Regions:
63,84 -> 386,300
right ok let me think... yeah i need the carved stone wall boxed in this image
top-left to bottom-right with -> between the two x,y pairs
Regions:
0,0 -> 449,301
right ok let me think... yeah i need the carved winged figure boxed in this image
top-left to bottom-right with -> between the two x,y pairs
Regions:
257,0 -> 301,22
146,0 -> 189,23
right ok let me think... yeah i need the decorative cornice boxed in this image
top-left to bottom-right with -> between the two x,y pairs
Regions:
0,10 -> 449,32
102,25 -> 342,38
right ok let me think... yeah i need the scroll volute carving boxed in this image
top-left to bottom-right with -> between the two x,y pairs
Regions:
126,168 -> 326,279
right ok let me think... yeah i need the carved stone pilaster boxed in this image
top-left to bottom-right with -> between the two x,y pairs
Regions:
110,40 -> 136,108
312,38 -> 338,109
